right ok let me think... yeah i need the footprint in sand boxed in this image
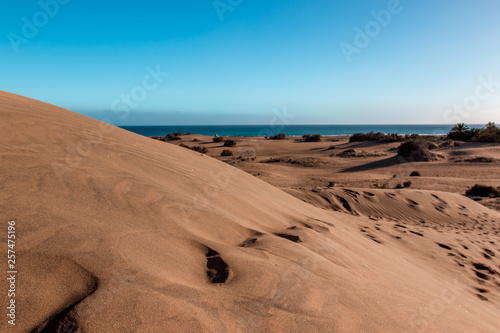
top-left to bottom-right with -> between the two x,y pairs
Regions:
437,243 -> 452,250
365,234 -> 383,244
431,194 -> 448,206
301,222 -> 331,233
473,270 -> 490,281
484,248 -> 495,257
239,238 -> 258,247
275,233 -> 301,243
406,199 -> 420,209
206,248 -> 229,284
472,263 -> 497,275
363,191 -> 375,199
335,195 -> 358,215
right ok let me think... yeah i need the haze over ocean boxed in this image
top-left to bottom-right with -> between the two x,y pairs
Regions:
121,124 -> 481,137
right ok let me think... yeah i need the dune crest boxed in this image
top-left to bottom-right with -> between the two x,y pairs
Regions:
1,91 -> 499,332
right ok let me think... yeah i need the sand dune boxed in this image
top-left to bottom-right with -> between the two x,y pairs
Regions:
1,91 -> 500,332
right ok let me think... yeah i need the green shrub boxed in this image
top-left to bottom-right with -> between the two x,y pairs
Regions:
477,122 -> 500,143
166,133 -> 182,141
466,184 -> 500,197
410,171 -> 421,177
213,136 -> 225,143
269,133 -> 287,140
151,136 -> 166,142
192,146 -> 208,153
221,149 -> 233,156
179,143 -> 207,153
349,132 -> 404,143
397,139 -> 440,162
302,134 -> 322,142
224,139 -> 237,147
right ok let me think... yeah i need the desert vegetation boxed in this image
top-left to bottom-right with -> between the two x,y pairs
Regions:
302,134 -> 322,142
397,138 -> 442,162
466,184 -> 500,198
349,131 -> 408,143
151,130 -> 185,142
179,143 -> 208,153
447,122 -> 500,143
268,133 -> 287,140
224,139 -> 237,147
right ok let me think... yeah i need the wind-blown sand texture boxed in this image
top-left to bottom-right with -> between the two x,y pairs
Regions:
1,91 -> 499,332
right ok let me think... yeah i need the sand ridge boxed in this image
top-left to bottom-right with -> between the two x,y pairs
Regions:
1,91 -> 500,332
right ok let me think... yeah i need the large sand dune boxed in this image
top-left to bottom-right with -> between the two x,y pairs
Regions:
1,91 -> 499,332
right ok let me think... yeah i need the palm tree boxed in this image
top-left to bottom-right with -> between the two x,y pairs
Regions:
451,123 -> 469,134
448,123 -> 470,141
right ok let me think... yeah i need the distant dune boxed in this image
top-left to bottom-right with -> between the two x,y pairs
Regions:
1,91 -> 499,332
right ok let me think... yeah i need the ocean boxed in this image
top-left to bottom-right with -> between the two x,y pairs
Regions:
119,124 -> 467,138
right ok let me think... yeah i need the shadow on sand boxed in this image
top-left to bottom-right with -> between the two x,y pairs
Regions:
340,156 -> 408,173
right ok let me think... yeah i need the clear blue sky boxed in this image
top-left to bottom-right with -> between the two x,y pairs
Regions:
1,0 -> 499,125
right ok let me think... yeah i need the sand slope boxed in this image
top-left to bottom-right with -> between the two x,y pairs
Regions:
1,91 -> 499,332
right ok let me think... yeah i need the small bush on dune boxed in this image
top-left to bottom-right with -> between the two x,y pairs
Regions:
466,184 -> 500,197
179,143 -> 207,153
302,134 -> 322,142
213,136 -> 225,143
397,138 -> 441,162
269,133 -> 287,140
192,146 -> 208,153
477,122 -> 500,143
410,171 -> 421,177
151,136 -> 166,142
349,131 -> 404,143
224,139 -> 237,147
166,132 -> 182,141
221,149 -> 233,156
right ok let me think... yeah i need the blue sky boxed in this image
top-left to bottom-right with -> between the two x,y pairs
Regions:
1,0 -> 499,125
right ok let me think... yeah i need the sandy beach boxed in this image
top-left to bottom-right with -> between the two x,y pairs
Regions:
1,91 -> 499,332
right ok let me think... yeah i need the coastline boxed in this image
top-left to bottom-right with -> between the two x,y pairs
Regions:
121,124 -> 466,138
